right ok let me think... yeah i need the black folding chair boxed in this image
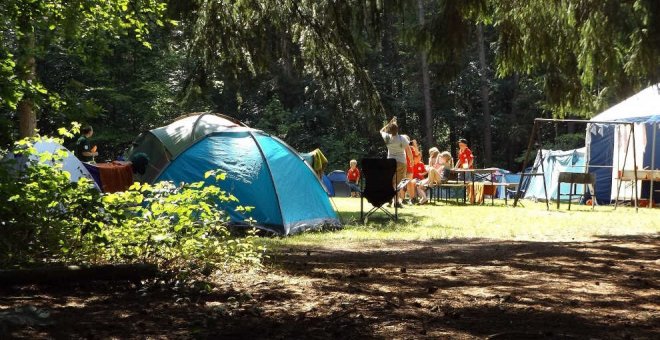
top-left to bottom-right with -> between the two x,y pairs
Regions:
360,158 -> 398,223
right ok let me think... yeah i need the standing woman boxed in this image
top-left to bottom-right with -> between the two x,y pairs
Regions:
380,117 -> 410,207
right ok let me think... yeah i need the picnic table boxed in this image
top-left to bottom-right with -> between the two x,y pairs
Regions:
452,168 -> 514,205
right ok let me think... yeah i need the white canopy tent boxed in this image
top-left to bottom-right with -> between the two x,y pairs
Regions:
586,84 -> 660,205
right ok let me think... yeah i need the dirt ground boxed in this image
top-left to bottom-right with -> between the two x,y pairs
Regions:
1,234 -> 658,339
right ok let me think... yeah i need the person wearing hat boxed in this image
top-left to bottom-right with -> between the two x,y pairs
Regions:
455,138 -> 474,169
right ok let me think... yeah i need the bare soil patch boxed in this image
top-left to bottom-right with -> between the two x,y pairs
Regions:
2,235 -> 658,339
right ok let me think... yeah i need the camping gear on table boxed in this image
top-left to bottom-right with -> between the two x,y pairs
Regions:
127,113 -> 341,235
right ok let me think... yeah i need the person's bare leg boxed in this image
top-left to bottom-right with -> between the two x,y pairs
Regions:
417,186 -> 428,204
407,178 -> 416,200
427,169 -> 440,186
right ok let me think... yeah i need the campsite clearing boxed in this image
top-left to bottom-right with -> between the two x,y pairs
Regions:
2,198 -> 658,339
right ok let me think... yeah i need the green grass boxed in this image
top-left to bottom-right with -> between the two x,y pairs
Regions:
264,197 -> 660,249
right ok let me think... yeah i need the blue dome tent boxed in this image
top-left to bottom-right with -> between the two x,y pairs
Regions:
128,113 -> 341,235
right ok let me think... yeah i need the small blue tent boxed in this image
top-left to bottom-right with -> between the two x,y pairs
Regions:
587,84 -> 660,203
129,113 -> 341,235
327,170 -> 351,197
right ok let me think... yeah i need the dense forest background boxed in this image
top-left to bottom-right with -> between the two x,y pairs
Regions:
1,0 -> 658,171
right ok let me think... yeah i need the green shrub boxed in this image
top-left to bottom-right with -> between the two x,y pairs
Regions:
97,179 -> 263,276
0,129 -> 263,279
0,135 -> 104,266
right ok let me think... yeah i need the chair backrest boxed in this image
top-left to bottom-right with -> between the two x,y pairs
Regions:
361,158 -> 397,207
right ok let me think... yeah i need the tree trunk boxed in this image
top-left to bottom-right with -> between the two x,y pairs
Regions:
476,24 -> 492,166
507,73 -> 519,169
417,0 -> 433,157
17,16 -> 37,138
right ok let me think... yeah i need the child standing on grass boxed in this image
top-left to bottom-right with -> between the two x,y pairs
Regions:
347,159 -> 361,197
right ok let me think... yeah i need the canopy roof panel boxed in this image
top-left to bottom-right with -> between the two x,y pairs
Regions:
591,84 -> 660,123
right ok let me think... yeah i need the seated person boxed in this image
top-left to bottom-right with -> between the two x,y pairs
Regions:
425,147 -> 443,186
412,156 -> 429,204
346,159 -> 361,197
438,151 -> 454,181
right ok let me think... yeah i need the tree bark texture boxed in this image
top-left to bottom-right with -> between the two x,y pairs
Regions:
477,24 -> 492,166
17,15 -> 37,138
417,0 -> 433,156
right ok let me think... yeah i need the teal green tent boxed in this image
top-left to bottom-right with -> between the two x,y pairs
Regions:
128,113 -> 340,235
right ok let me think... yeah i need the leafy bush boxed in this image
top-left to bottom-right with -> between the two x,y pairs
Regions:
0,129 -> 263,280
0,134 -> 104,266
97,179 -> 263,277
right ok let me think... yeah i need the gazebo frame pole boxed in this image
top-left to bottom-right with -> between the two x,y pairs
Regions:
537,125 -> 550,210
631,124 -> 639,212
650,122 -> 657,209
614,126 -> 632,210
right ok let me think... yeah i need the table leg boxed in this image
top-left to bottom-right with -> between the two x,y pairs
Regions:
557,181 -> 561,210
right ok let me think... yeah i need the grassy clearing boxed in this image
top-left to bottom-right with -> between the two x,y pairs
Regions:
264,197 -> 660,249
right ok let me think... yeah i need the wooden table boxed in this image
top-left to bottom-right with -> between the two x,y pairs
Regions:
453,168 -> 503,205
557,172 -> 595,210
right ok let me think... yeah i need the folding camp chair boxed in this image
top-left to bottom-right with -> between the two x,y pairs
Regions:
360,158 -> 398,222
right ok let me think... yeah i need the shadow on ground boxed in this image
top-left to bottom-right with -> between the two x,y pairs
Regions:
1,235 -> 658,339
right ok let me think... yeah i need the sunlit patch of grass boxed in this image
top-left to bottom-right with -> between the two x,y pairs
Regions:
263,198 -> 659,249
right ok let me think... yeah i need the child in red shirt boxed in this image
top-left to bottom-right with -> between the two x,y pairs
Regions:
412,160 -> 429,204
456,138 -> 474,169
347,159 -> 361,197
